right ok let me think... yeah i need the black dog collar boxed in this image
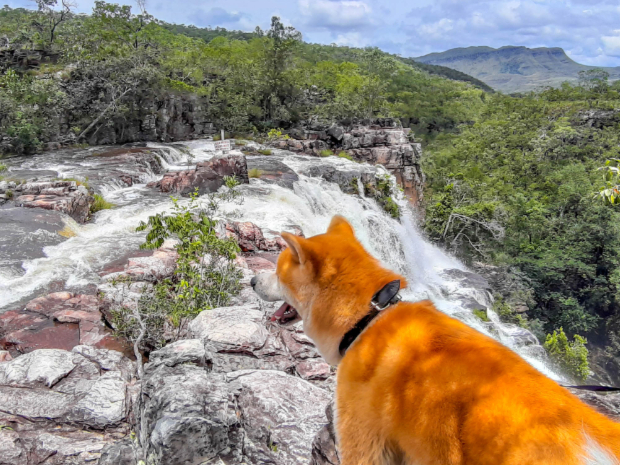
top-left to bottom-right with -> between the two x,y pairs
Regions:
339,280 -> 402,357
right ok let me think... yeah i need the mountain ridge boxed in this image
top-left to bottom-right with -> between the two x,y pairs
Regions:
415,46 -> 620,93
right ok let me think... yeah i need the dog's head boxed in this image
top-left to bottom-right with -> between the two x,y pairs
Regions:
252,215 -> 406,364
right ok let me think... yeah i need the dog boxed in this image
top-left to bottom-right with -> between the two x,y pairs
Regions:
251,215 -> 620,465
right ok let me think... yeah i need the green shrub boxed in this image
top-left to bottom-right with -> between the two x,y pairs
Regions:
365,175 -> 401,219
319,149 -> 333,157
258,149 -> 272,155
90,194 -> 115,214
248,168 -> 263,178
473,309 -> 490,322
5,190 -> 13,199
337,151 -> 354,161
544,328 -> 589,381
382,197 -> 401,219
235,140 -> 247,146
494,298 -> 528,328
112,181 -> 244,369
0,164 -> 7,173
213,134 -> 221,141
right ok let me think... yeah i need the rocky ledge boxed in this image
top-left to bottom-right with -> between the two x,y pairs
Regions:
0,181 -> 93,223
273,119 -> 425,204
147,153 -> 249,196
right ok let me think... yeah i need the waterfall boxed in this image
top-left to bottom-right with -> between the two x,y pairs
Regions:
0,143 -> 562,381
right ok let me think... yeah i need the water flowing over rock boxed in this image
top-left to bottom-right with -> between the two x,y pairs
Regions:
2,139 -> 620,464
1,181 -> 94,223
148,153 -> 249,196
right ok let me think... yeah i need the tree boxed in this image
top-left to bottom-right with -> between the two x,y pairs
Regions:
578,69 -> 609,94
258,16 -> 302,121
34,0 -> 75,47
360,47 -> 397,117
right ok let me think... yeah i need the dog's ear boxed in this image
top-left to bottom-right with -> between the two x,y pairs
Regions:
281,232 -> 308,264
327,215 -> 354,236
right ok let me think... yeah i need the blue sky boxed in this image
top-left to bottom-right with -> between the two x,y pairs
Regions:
7,0 -> 620,66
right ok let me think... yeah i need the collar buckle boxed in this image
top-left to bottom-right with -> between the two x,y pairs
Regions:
371,292 -> 402,311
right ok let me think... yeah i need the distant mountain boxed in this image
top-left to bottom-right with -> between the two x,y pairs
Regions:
414,46 -> 620,93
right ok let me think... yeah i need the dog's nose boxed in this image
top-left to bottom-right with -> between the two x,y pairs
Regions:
250,276 -> 257,288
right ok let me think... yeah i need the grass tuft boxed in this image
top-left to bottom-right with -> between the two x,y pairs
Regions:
473,308 -> 490,322
258,149 -> 272,155
319,149 -> 334,157
90,194 -> 115,214
248,168 -> 263,178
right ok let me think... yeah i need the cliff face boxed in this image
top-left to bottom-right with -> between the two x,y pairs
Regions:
415,46 -> 620,93
274,119 -> 425,205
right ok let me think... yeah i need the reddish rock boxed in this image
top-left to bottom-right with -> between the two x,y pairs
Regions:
224,222 -> 303,253
0,292 -> 122,357
149,153 -> 249,196
11,181 -> 94,223
296,359 -> 331,380
0,350 -> 12,362
245,256 -> 276,273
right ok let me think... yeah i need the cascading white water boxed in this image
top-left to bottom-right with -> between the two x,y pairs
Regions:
0,142 -> 562,381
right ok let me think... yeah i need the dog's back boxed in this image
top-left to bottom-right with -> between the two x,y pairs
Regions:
336,300 -> 620,465
252,216 -> 620,465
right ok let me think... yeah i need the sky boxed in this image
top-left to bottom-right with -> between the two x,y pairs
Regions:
7,0 -> 620,66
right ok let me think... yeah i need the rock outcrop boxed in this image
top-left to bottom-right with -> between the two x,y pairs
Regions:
0,346 -> 137,465
132,348 -> 331,465
275,119 -> 425,204
148,153 -> 249,196
1,181 -> 94,223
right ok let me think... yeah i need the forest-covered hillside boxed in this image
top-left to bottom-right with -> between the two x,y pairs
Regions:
0,2 -> 487,155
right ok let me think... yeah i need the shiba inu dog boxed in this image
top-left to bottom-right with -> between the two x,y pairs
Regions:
251,215 -> 620,465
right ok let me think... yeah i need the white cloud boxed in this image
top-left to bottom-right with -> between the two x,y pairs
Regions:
602,31 -> 620,57
298,0 -> 374,30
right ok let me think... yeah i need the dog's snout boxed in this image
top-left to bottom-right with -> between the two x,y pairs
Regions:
250,276 -> 258,288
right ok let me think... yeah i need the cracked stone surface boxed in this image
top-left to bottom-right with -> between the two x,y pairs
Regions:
0,347 -> 136,465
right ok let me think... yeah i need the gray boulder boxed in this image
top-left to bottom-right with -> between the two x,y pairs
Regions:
0,347 -> 135,465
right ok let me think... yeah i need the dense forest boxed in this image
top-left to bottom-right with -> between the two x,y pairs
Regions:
2,1 -> 620,379
424,78 -> 620,378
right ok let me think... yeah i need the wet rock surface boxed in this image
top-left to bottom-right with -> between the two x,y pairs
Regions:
148,153 -> 249,196
246,156 -> 300,188
0,181 -> 94,223
0,292 -> 122,358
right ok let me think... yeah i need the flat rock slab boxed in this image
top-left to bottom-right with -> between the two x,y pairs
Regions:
246,157 -> 299,189
0,292 -> 120,357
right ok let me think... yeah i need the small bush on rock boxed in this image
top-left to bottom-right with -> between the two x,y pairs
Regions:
544,328 -> 589,381
319,149 -> 333,157
112,179 -> 244,372
258,149 -> 272,155
473,309 -> 490,322
365,174 -> 401,219
90,194 -> 115,214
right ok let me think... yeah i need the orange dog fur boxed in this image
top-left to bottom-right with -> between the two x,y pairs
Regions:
252,215 -> 620,465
